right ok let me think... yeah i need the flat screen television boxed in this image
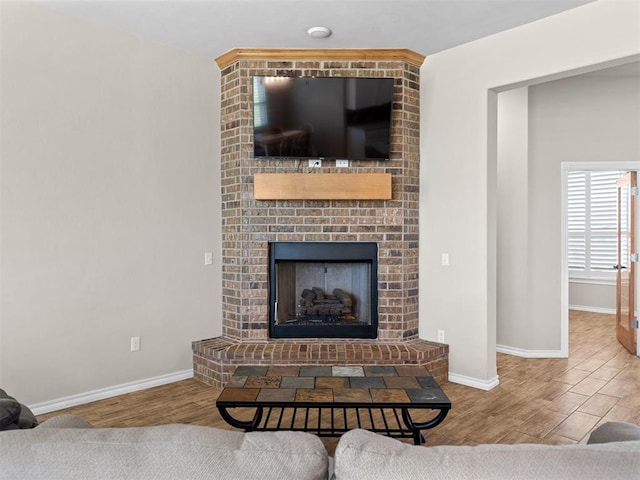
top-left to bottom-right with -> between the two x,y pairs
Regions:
252,76 -> 394,161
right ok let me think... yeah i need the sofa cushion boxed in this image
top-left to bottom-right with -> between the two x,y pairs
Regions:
588,421 -> 640,444
0,423 -> 328,480
334,429 -> 640,480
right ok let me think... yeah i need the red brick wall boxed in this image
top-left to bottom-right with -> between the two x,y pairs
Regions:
219,56 -> 420,342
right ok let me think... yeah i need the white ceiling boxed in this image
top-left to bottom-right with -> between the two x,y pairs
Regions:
33,0 -> 598,60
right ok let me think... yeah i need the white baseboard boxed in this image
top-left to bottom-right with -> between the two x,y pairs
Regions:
496,345 -> 568,358
448,372 -> 499,391
569,304 -> 616,315
29,369 -> 193,415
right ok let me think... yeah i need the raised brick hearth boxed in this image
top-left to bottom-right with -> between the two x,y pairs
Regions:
192,49 -> 448,388
193,337 -> 448,387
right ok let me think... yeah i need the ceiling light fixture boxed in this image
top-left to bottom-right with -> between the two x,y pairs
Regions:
307,26 -> 332,39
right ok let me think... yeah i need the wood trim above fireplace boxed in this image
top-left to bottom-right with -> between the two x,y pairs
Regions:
254,173 -> 392,200
215,48 -> 426,68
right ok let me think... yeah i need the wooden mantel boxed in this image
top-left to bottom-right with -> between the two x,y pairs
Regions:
254,173 -> 392,200
215,48 -> 426,68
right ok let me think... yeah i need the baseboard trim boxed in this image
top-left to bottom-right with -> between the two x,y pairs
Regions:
569,304 -> 616,315
448,372 -> 499,391
496,345 -> 568,358
29,369 -> 193,415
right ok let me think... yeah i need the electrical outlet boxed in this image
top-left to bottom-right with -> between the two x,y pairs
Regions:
437,330 -> 445,343
308,159 -> 322,168
441,253 -> 450,266
204,252 -> 213,265
130,336 -> 140,352
336,159 -> 349,168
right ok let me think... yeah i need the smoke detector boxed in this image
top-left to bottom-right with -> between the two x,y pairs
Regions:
307,26 -> 332,38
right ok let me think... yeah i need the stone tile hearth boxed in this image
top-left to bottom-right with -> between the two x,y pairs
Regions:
193,337 -> 448,387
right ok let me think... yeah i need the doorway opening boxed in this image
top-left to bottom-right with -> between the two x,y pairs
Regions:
561,163 -> 640,356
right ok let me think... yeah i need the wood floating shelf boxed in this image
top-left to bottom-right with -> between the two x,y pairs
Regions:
253,173 -> 392,201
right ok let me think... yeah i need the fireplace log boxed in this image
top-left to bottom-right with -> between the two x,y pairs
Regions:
297,286 -> 354,319
315,299 -> 340,305
301,289 -> 316,307
312,287 -> 325,300
333,288 -> 353,307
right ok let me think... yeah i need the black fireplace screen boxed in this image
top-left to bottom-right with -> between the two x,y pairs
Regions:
269,242 -> 378,339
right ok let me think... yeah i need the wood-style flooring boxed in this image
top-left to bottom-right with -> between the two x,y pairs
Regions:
38,311 -> 640,455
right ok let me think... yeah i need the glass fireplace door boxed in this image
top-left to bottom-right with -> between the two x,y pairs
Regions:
269,242 -> 378,339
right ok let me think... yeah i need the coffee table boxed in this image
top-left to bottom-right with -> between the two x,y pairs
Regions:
216,365 -> 451,445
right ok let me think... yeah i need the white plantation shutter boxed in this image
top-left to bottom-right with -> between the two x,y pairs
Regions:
567,170 -> 624,280
590,171 -> 622,271
567,171 -> 586,270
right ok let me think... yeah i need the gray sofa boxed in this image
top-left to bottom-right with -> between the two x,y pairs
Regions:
0,414 -> 328,480
1,415 -> 639,479
335,427 -> 640,479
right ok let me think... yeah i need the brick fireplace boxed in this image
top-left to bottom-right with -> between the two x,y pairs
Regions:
192,49 -> 448,387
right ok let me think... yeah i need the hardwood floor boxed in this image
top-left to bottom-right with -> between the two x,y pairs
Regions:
38,311 -> 640,455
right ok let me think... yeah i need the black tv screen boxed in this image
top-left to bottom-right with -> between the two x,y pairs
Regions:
252,76 -> 394,161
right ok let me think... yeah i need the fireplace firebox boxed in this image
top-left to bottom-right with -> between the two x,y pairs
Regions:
269,242 -> 378,339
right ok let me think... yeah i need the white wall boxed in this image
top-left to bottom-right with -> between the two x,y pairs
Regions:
569,282 -> 616,312
0,2 -> 222,406
420,0 -> 640,388
497,88 -> 530,351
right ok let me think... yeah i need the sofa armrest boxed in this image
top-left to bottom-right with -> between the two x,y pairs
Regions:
587,421 -> 640,444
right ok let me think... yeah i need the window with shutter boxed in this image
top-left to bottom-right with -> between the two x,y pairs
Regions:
567,170 -> 625,283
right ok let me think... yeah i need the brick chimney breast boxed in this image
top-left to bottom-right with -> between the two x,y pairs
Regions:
192,49 -> 449,388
